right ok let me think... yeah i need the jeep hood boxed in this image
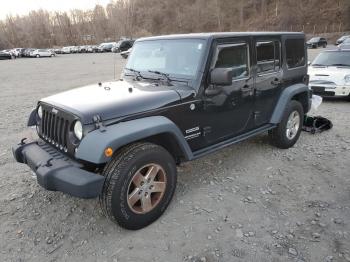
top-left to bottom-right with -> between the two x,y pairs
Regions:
40,80 -> 184,124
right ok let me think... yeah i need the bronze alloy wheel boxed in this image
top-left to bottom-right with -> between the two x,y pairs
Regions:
127,163 -> 167,214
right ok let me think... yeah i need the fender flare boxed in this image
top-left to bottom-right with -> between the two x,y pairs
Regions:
75,116 -> 193,164
270,83 -> 310,124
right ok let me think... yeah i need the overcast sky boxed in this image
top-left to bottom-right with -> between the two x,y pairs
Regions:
0,0 -> 111,19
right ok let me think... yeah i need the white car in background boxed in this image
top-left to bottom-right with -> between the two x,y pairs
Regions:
308,49 -> 350,98
338,38 -> 350,50
30,49 -> 54,58
61,46 -> 73,54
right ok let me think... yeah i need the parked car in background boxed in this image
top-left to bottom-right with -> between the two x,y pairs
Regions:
10,49 -> 19,57
61,46 -> 72,54
86,45 -> 99,53
14,48 -> 26,57
308,49 -> 350,98
24,48 -> 35,57
112,39 -> 135,53
120,47 -> 132,59
78,46 -> 88,53
98,42 -> 116,52
338,38 -> 350,50
30,49 -> 54,58
0,51 -> 12,60
71,46 -> 80,53
306,37 -> 327,48
336,35 -> 350,45
54,48 -> 63,54
2,49 -> 17,58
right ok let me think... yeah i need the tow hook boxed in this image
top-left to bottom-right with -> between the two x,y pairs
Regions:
20,138 -> 27,145
46,158 -> 54,167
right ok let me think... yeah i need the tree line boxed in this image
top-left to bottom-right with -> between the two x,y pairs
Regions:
0,0 -> 349,49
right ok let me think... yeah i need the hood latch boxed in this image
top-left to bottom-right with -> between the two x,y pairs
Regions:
93,115 -> 106,132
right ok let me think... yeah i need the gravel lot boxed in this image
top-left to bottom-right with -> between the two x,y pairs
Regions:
0,48 -> 349,262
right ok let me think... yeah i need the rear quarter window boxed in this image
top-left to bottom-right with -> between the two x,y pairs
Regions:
285,39 -> 306,69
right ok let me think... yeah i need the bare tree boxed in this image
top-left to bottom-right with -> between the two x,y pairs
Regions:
0,0 -> 349,49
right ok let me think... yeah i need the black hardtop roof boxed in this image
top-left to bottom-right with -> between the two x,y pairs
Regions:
138,32 -> 305,41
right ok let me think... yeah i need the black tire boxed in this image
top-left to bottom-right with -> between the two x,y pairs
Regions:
99,142 -> 177,230
269,100 -> 304,149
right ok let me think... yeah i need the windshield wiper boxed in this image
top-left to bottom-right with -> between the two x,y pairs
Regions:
330,63 -> 350,67
312,64 -> 327,67
148,70 -> 172,85
124,67 -> 144,80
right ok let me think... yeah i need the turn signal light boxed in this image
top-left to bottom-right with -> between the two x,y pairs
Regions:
104,147 -> 113,157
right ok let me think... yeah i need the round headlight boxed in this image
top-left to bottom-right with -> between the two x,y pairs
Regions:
345,75 -> 350,83
37,106 -> 43,119
74,121 -> 83,140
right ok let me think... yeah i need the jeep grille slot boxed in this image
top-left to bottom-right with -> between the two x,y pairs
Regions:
41,109 -> 69,151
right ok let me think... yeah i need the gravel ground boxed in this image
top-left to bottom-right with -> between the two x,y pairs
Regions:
0,49 -> 349,262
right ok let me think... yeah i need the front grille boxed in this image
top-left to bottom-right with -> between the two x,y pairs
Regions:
38,104 -> 77,155
313,91 -> 335,96
309,80 -> 336,86
41,109 -> 69,151
311,86 -> 325,93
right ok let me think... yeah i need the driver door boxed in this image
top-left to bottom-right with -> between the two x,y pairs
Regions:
202,38 -> 255,144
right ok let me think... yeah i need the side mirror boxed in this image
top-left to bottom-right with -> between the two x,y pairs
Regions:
210,68 -> 233,86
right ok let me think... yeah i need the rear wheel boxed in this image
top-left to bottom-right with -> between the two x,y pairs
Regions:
269,100 -> 304,149
36,54 -> 40,58
99,142 -> 177,230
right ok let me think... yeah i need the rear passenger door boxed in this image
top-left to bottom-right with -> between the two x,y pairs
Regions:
253,37 -> 283,126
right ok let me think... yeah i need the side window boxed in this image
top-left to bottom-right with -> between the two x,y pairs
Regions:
214,43 -> 249,79
256,41 -> 281,73
285,39 -> 306,68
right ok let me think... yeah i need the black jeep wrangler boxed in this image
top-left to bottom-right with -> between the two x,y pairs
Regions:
13,32 -> 311,230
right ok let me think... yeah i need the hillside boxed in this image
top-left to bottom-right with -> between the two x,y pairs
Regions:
0,0 -> 349,49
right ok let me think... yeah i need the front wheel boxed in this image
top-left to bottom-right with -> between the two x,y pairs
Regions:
99,143 -> 177,230
36,54 -> 40,58
269,100 -> 304,149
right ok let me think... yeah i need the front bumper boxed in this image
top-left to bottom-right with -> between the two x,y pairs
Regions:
310,85 -> 350,97
12,139 -> 105,198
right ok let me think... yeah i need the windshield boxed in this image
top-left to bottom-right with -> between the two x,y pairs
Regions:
126,39 -> 206,78
312,51 -> 350,66
309,37 -> 320,42
343,38 -> 350,43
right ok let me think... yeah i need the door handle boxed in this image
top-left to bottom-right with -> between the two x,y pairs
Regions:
271,78 -> 281,86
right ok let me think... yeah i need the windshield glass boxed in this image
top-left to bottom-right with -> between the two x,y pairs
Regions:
312,51 -> 350,66
126,39 -> 206,78
343,38 -> 350,43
